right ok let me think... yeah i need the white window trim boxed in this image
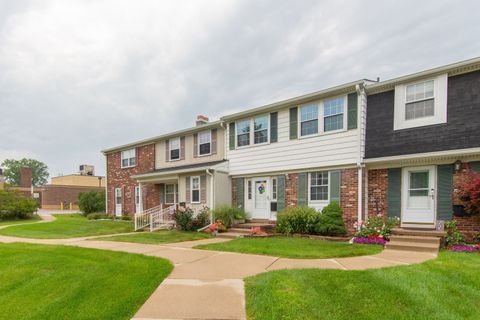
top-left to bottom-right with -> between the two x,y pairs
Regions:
164,184 -> 177,204
235,115 -> 270,149
115,187 -> 122,204
169,137 -> 181,161
190,176 -> 201,204
120,148 -> 136,168
298,95 -> 348,139
394,74 -> 448,131
307,171 -> 330,204
198,130 -> 212,157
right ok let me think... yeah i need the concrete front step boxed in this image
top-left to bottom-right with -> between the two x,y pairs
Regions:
386,241 -> 439,254
233,223 -> 275,230
391,228 -> 446,238
229,227 -> 252,235
390,234 -> 441,244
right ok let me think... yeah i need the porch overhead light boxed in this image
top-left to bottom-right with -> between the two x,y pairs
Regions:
454,160 -> 462,171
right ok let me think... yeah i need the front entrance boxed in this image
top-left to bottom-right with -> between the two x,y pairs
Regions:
401,166 -> 436,228
252,178 -> 270,219
115,188 -> 122,217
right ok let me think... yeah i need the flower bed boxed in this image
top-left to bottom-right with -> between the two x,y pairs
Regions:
448,245 -> 480,253
353,236 -> 387,246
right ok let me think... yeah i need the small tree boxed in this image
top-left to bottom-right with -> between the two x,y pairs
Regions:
78,191 -> 105,215
314,201 -> 347,236
0,188 -> 39,220
1,158 -> 49,187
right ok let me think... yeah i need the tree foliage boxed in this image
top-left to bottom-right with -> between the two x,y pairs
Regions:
1,158 -> 49,187
78,191 -> 106,215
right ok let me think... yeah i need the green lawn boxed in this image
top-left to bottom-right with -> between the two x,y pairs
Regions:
245,251 -> 480,320
98,230 -> 212,244
194,237 -> 383,259
0,243 -> 172,320
0,215 -> 41,226
0,214 -> 133,238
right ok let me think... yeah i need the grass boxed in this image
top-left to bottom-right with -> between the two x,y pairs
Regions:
0,243 -> 172,320
0,214 -> 133,238
98,229 -> 212,244
245,251 -> 480,320
0,215 -> 41,226
194,236 -> 383,259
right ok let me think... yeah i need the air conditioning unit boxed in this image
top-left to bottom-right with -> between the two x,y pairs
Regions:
79,165 -> 95,176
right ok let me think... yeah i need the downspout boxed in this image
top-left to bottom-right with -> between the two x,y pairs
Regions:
206,169 -> 214,224
355,82 -> 367,227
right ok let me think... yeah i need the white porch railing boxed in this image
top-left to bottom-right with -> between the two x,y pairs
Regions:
134,205 -> 175,231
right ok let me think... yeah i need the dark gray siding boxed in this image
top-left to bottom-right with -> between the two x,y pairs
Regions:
365,70 -> 480,158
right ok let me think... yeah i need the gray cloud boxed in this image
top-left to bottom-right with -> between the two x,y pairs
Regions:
1,0 -> 479,178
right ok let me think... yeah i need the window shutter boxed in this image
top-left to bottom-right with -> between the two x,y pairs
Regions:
185,177 -> 191,203
329,170 -> 341,204
200,175 -> 207,203
180,137 -> 185,160
387,168 -> 401,218
297,173 -> 307,207
165,140 -> 170,161
229,122 -> 235,150
470,161 -> 480,173
236,178 -> 244,210
289,107 -> 298,140
159,183 -> 165,205
193,134 -> 198,158
211,129 -> 217,154
347,92 -> 358,130
270,112 -> 278,143
437,164 -> 453,221
277,175 -> 286,213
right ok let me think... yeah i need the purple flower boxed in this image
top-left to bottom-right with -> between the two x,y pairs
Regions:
353,237 -> 387,246
448,245 -> 480,253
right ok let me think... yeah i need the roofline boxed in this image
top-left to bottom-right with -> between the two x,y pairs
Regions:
101,120 -> 222,154
366,56 -> 480,94
364,147 -> 480,164
131,161 -> 227,180
220,79 -> 368,121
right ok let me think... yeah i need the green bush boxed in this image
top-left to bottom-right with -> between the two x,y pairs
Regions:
78,191 -> 105,215
86,213 -> 111,220
314,201 -> 347,236
275,207 -> 321,234
192,206 -> 210,230
173,207 -> 194,231
212,206 -> 246,228
0,189 -> 38,220
445,220 -> 465,247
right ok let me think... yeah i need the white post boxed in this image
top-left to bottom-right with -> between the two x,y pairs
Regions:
139,182 -> 143,213
358,166 -> 363,228
150,212 -> 153,232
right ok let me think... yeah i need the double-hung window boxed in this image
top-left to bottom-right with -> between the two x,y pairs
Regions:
237,120 -> 251,147
254,116 -> 268,144
121,149 -> 136,168
165,184 -> 177,204
405,80 -> 434,120
324,97 -> 345,132
191,176 -> 200,203
169,138 -> 180,160
198,131 -> 211,156
300,104 -> 319,136
310,171 -> 328,201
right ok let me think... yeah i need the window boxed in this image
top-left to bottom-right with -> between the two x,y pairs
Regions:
324,97 -> 344,132
405,80 -> 434,120
300,104 -> 319,136
271,178 -> 277,201
237,120 -> 250,147
165,184 -> 177,204
115,188 -> 122,204
310,171 -> 328,201
191,176 -> 200,203
247,180 -> 252,200
198,131 -> 211,156
169,138 -> 180,160
254,116 -> 268,144
121,149 -> 136,168
135,186 -> 140,213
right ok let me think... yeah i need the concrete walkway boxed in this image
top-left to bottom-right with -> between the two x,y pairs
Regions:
0,214 -> 438,320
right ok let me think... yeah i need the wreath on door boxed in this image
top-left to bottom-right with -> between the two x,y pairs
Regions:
257,183 -> 266,194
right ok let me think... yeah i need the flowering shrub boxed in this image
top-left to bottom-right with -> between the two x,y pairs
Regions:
444,220 -> 465,247
353,236 -> 387,246
448,245 -> 480,253
250,227 -> 267,236
459,172 -> 480,216
203,220 -> 227,234
354,214 -> 399,240
173,206 -> 195,231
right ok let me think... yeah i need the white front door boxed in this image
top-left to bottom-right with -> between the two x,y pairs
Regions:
402,166 -> 435,227
252,178 -> 270,219
135,186 -> 141,213
115,188 -> 122,217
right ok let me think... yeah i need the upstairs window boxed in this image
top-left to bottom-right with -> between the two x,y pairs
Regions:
310,171 -> 328,201
237,120 -> 250,147
405,80 -> 434,120
324,97 -> 345,132
198,131 -> 211,156
169,138 -> 180,160
121,149 -> 136,168
191,176 -> 200,203
254,116 -> 268,144
300,104 -> 319,136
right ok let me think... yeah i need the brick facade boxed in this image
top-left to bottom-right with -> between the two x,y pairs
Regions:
285,173 -> 298,208
340,168 -> 360,234
106,144 -> 158,216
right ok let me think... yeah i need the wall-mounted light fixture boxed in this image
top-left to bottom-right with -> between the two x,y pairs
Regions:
454,160 -> 462,172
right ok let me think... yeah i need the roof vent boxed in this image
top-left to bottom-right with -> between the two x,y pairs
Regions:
196,115 -> 209,126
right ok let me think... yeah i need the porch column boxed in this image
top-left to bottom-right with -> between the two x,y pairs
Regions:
139,182 -> 143,213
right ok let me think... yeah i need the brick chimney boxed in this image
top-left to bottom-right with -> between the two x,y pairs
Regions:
20,167 -> 33,188
196,115 -> 209,126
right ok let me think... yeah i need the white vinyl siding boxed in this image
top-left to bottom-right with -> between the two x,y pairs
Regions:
121,149 -> 136,168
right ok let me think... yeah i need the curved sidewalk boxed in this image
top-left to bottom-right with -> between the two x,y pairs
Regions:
0,216 -> 437,320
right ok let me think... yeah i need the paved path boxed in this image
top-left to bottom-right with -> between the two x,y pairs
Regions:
0,214 -> 438,320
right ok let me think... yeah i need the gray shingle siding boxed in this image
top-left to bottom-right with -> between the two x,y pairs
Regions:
365,70 -> 480,159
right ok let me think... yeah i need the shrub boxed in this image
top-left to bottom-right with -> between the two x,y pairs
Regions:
0,189 -> 38,220
78,191 -> 105,215
275,207 -> 321,234
120,215 -> 132,221
86,212 -> 111,220
172,207 -> 194,231
445,220 -> 465,247
212,206 -> 246,228
314,201 -> 347,236
192,206 -> 210,230
354,214 -> 399,240
459,172 -> 480,216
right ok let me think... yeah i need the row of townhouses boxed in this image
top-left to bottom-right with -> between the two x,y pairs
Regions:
102,57 -> 480,239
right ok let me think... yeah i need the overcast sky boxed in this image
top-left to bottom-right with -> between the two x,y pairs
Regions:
1,0 -> 479,179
